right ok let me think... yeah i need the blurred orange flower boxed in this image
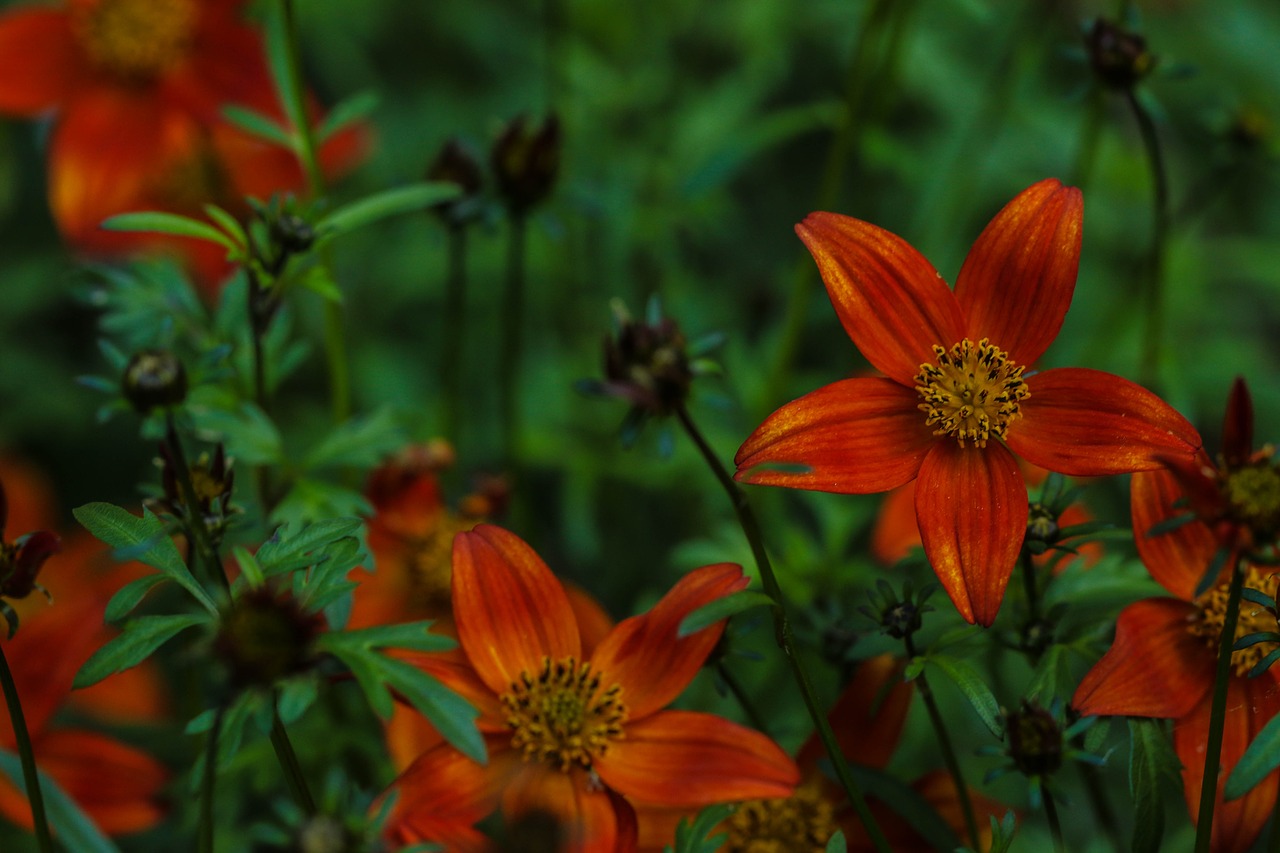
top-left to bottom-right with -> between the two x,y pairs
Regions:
736,179 -> 1201,626
381,525 -> 799,852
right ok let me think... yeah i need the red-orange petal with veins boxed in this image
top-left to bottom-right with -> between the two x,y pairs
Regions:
953,179 -> 1083,368
735,378 -> 936,494
1072,598 -> 1212,718
796,654 -> 913,774
1222,376 -> 1255,469
0,9 -> 85,116
914,441 -> 1027,627
451,525 -> 581,697
1131,468 -> 1220,601
1008,368 -> 1202,476
595,710 -> 799,807
589,564 -> 746,721
796,212 -> 965,387
382,741 -> 502,853
500,763 -> 627,853
1174,676 -> 1280,853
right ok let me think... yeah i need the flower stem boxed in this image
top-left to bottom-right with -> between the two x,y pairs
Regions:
1124,88 -> 1169,389
499,213 -> 528,467
1194,556 -> 1245,853
1072,86 -> 1106,189
904,634 -> 981,850
0,643 -> 52,853
442,225 -> 469,443
165,412 -> 230,595
1044,780 -> 1066,853
278,0 -> 323,198
270,691 -> 316,816
674,404 -> 892,853
199,705 -> 225,853
715,661 -> 770,735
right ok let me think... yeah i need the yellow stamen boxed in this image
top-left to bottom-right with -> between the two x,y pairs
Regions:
1223,462 -> 1280,541
1190,565 -> 1280,677
72,0 -> 197,78
915,337 -> 1029,448
501,656 -> 627,772
726,779 -> 837,853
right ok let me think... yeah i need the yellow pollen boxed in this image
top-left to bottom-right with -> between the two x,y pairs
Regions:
1190,565 -> 1280,677
915,338 -> 1029,448
1223,462 -> 1280,542
73,0 -> 197,79
404,514 -> 477,613
501,656 -> 627,772
726,779 -> 837,853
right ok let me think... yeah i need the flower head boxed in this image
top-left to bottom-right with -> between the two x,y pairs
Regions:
736,179 -> 1201,626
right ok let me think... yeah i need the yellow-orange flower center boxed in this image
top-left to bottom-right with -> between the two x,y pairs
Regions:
1223,462 -> 1280,543
725,779 -> 837,852
1190,565 -> 1280,677
404,514 -> 478,613
915,337 -> 1029,448
501,656 -> 627,772
72,0 -> 197,78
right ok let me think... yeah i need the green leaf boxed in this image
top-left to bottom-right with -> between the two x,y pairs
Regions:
825,830 -> 847,853
1024,644 -> 1079,704
255,518 -> 365,576
202,204 -> 249,249
100,211 -> 236,251
316,183 -> 462,236
72,503 -> 217,614
222,104 -> 295,148
262,1 -> 308,148
233,546 -> 266,589
925,655 -> 1004,738
665,803 -> 733,853
302,407 -> 404,471
295,265 -> 344,303
315,90 -> 379,141
678,589 -> 775,637
336,621 -> 456,653
189,402 -> 284,466
1129,718 -> 1179,853
1226,710 -> 1280,800
0,751 -> 121,853
103,574 -> 169,623
75,613 -> 210,688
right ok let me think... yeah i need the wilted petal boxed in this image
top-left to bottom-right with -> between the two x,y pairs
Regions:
1131,468 -> 1219,601
914,441 -> 1027,626
735,378 -> 935,494
796,212 -> 965,387
953,179 -> 1083,367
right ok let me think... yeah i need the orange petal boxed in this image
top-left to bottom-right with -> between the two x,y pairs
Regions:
590,564 -> 746,720
500,763 -> 629,853
565,581 -> 616,657
870,482 -> 921,566
1131,468 -> 1219,600
1175,676 -> 1280,853
595,710 -> 799,806
1072,598 -> 1211,718
452,525 -> 581,696
1009,368 -> 1203,476
796,212 -> 965,386
0,8 -> 85,116
953,179 -> 1083,367
914,441 -> 1027,626
796,654 -> 913,773
735,378 -> 935,494
382,741 -> 502,852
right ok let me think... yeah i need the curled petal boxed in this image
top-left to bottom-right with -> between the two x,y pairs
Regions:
796,654 -> 913,774
590,564 -> 746,720
914,441 -> 1028,626
796,212 -> 965,386
954,179 -> 1083,367
1131,468 -> 1219,600
1072,598 -> 1211,718
1008,368 -> 1202,476
0,9 -> 85,116
735,378 -> 935,494
595,711 -> 799,807
452,525 -> 580,696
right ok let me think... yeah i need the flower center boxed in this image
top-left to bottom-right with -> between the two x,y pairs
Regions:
1190,565 -> 1280,677
72,0 -> 197,79
1223,462 -> 1280,543
915,338 -> 1029,448
501,656 -> 627,772
725,779 -> 837,853
405,514 -> 477,613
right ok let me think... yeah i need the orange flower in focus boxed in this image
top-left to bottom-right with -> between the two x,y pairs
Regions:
381,525 -> 799,852
0,0 -> 365,289
735,179 -> 1201,626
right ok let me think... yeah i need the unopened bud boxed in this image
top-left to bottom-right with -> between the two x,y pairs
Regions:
122,349 -> 187,413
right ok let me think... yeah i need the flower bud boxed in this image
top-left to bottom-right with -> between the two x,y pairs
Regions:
427,137 -> 484,226
270,213 -> 315,254
1085,18 -> 1155,90
491,114 -> 560,214
1006,701 -> 1063,777
215,587 -> 322,688
122,349 -> 188,413
600,301 -> 693,419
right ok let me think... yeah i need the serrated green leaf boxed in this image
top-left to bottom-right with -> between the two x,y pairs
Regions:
302,407 -> 404,471
316,183 -> 461,236
103,573 -> 169,623
222,104 -> 295,148
315,90 -> 379,141
75,613 -> 209,688
926,655 -> 1003,738
255,518 -> 366,577
72,503 -> 217,614
101,211 -> 236,251
1129,718 -> 1178,853
0,751 -> 121,853
1226,710 -> 1280,800
677,589 -> 775,637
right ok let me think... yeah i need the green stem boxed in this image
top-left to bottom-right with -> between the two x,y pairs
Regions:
1044,780 -> 1066,853
499,214 -> 528,466
1072,86 -> 1106,189
1124,88 -> 1169,389
674,404 -> 892,853
1194,556 -> 1244,853
715,662 -> 770,735
0,643 -> 52,852
279,0 -> 323,197
442,225 -> 469,443
905,634 -> 981,851
165,412 -> 230,595
270,691 -> 316,816
199,705 -> 225,853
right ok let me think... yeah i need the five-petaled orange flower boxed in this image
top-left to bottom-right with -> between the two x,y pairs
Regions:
382,524 -> 799,852
735,178 -> 1201,626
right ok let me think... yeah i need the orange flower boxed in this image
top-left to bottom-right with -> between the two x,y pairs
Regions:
381,525 -> 800,852
0,0 -> 364,288
735,179 -> 1200,626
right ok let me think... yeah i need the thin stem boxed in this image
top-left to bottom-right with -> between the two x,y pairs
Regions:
716,662 -> 770,734
1124,88 -> 1169,389
1194,556 -> 1245,853
442,225 -> 469,443
270,691 -> 316,816
499,214 -> 528,466
674,404 -> 892,853
279,0 -> 323,197
1044,780 -> 1066,853
165,412 -> 230,595
199,705 -> 225,853
1268,800 -> 1280,853
905,634 -> 981,850
0,643 -> 52,852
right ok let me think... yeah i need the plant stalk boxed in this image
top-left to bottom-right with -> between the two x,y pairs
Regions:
1045,780 -> 1066,853
499,214 -> 528,466
0,643 -> 52,853
279,0 -> 323,197
1124,88 -> 1169,389
199,705 -> 225,853
270,691 -> 316,816
165,412 -> 230,595
442,225 -> 469,443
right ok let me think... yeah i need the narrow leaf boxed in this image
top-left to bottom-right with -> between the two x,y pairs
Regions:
926,655 -> 1004,738
0,752 -> 121,853
825,830 -> 847,853
334,622 -> 456,653
101,211 -> 235,251
316,183 -> 462,236
221,104 -> 295,148
75,613 -> 209,688
678,589 -> 775,637
104,574 -> 169,623
1226,711 -> 1280,800
377,656 -> 485,764
1129,718 -> 1178,853
315,90 -> 379,141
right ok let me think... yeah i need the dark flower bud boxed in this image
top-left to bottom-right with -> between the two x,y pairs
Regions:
858,579 -> 934,641
1085,18 -> 1155,90
0,531 -> 59,602
427,137 -> 485,226
600,300 -> 693,419
270,213 -> 315,254
1006,701 -> 1063,777
215,587 -> 323,688
122,349 -> 188,413
491,114 -> 560,214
